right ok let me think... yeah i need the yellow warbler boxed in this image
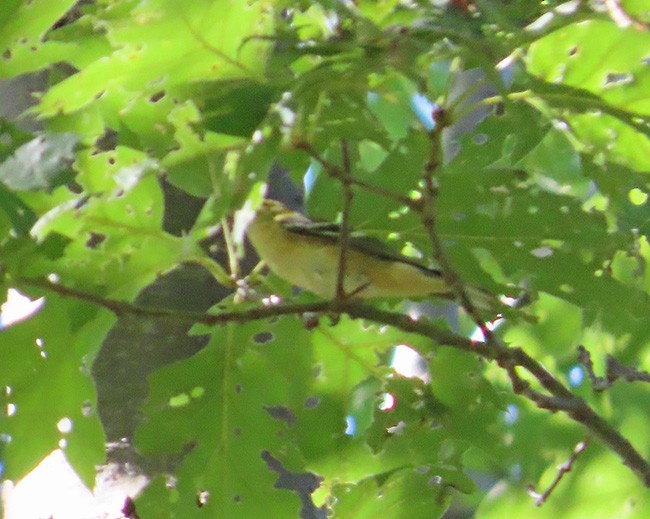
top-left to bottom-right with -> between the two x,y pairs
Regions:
247,199 -> 493,309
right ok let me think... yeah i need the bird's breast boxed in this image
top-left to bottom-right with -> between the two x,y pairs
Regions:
248,217 -> 449,299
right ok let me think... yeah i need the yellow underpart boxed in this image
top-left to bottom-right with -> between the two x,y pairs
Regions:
247,202 -> 449,299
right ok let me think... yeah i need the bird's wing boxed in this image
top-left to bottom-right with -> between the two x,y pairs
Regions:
282,220 -> 443,278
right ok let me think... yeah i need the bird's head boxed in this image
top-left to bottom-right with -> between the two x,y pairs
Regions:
254,199 -> 311,227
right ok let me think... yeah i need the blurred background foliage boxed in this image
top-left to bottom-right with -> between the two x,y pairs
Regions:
1,0 -> 650,517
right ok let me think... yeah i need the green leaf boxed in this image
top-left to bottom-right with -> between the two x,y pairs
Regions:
135,317 -> 314,517
36,0 -> 274,117
0,295 -> 106,485
527,20 -> 650,115
331,469 -> 453,519
0,0 -> 79,76
0,184 -> 36,236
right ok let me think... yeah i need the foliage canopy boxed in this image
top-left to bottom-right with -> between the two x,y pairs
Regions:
1,1 -> 650,517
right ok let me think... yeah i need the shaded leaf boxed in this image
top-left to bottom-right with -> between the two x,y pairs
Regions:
0,133 -> 78,191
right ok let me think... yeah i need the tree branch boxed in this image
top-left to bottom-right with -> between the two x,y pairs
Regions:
20,275 -> 650,487
18,276 -> 333,324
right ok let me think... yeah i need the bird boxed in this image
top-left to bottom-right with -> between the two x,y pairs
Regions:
246,199 -> 495,310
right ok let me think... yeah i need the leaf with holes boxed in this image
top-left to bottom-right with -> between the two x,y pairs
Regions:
135,317 -> 315,517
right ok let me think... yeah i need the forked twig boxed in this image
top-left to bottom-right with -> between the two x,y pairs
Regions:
578,345 -> 650,391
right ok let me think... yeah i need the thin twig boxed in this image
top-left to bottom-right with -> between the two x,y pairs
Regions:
578,345 -> 650,390
528,438 -> 590,506
335,140 -> 354,301
293,140 -> 415,208
347,176 -> 415,208
221,218 -> 240,281
417,108 -> 494,341
293,140 -> 343,178
607,356 -> 650,385
577,345 -> 610,391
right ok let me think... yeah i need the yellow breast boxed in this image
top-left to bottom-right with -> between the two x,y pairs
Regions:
247,214 -> 449,299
